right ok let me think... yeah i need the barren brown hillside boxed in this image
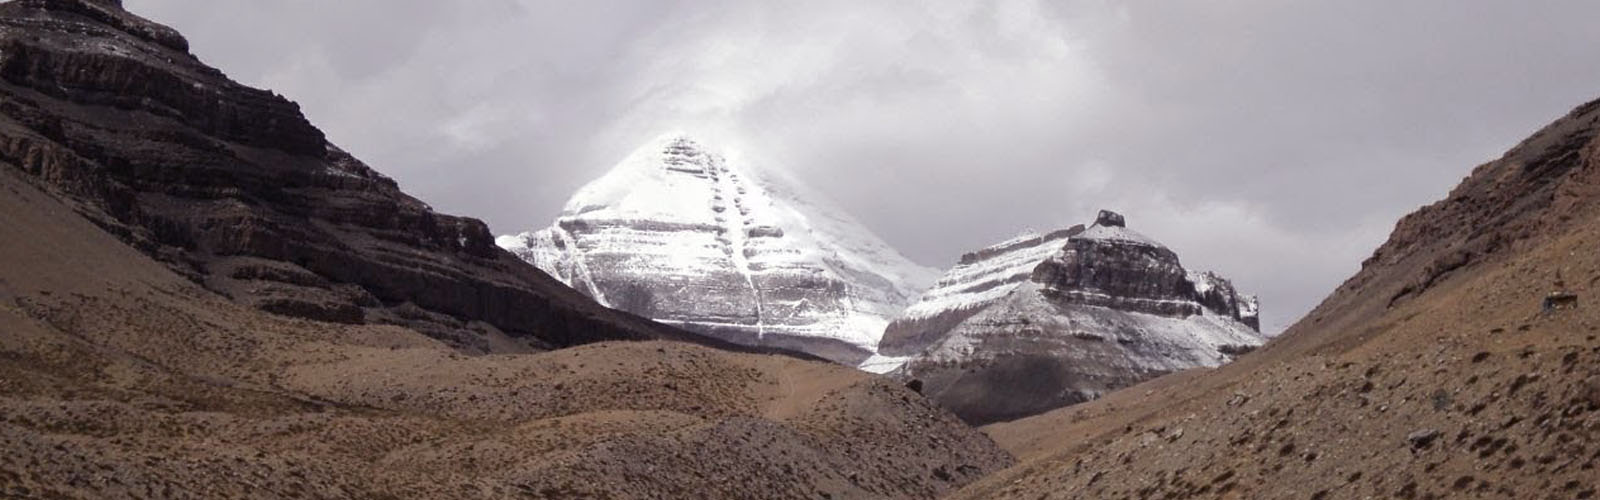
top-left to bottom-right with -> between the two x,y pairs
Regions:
951,99 -> 1600,499
0,161 -> 1012,498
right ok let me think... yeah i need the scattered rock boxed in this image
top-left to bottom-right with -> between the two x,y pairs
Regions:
904,379 -> 924,394
1407,429 -> 1441,449
1542,292 -> 1578,312
1583,377 -> 1600,409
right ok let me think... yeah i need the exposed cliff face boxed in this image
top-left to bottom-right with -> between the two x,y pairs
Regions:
1034,223 -> 1201,318
887,210 -> 1263,424
500,135 -> 938,364
0,0 -> 711,352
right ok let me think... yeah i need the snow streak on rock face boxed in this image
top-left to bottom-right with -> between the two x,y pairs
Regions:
882,210 -> 1265,423
876,226 -> 1086,359
499,135 -> 939,364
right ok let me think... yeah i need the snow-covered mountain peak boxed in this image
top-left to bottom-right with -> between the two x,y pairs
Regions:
879,208 -> 1266,422
500,134 -> 938,364
558,134 -> 726,220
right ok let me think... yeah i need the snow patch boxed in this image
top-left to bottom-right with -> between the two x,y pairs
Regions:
1075,224 -> 1164,248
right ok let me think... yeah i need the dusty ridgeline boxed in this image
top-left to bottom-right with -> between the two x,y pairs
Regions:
0,1 -> 1011,498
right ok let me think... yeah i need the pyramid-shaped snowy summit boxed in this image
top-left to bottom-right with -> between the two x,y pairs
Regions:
499,135 -> 939,363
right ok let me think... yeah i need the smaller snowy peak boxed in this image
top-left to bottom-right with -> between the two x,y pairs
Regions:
886,208 -> 1267,423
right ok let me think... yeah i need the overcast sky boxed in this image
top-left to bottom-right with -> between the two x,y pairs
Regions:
124,0 -> 1600,332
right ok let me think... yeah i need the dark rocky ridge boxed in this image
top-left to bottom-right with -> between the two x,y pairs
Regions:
1034,232 -> 1201,318
0,0 -> 731,352
1034,210 -> 1258,325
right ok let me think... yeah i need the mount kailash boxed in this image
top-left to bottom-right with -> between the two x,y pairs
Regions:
499,135 -> 939,364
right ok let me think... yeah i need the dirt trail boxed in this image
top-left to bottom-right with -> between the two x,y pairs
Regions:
734,354 -> 872,421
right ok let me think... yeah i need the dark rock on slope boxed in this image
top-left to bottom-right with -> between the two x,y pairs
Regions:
0,0 -> 713,352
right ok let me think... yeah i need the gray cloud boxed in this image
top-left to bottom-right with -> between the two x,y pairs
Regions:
124,0 -> 1600,332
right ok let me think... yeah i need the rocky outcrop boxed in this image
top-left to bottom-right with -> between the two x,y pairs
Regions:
886,210 -> 1264,424
499,135 -> 939,364
1356,98 -> 1600,311
1191,270 -> 1261,331
0,0 -> 726,353
1032,221 -> 1203,318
